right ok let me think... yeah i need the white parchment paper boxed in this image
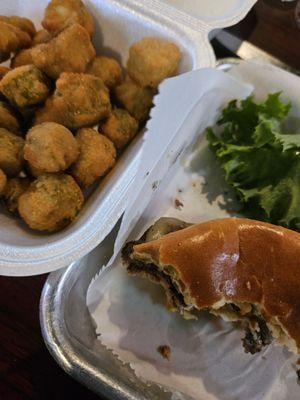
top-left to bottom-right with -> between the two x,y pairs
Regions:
87,61 -> 300,399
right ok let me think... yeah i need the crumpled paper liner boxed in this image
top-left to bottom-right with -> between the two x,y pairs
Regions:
88,260 -> 297,400
87,61 -> 300,399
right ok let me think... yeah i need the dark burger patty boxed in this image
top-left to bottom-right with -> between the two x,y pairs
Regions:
242,316 -> 273,354
125,254 -> 187,310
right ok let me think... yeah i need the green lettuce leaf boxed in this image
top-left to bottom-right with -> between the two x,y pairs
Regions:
207,93 -> 300,230
260,161 -> 300,229
253,114 -> 300,150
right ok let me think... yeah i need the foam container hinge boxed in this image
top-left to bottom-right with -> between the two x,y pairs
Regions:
0,0 -> 256,276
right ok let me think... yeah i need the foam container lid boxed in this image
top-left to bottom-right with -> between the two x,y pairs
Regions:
0,0 -> 256,276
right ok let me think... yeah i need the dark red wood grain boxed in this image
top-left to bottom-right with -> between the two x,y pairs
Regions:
228,0 -> 300,70
1,1 -> 300,399
0,274 -> 99,400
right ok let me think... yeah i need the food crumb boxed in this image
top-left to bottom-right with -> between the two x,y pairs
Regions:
152,180 -> 160,190
192,182 -> 196,187
157,345 -> 171,361
178,188 -> 183,193
174,198 -> 183,209
246,281 -> 251,291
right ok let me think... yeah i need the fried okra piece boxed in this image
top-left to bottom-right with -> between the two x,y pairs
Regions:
127,37 -> 181,88
3,177 -> 31,214
10,47 -> 34,68
70,128 -> 116,187
11,33 -> 51,69
31,23 -> 95,79
0,168 -> 7,194
18,173 -> 84,232
0,67 -> 10,80
35,73 -> 111,129
42,0 -> 94,36
33,29 -> 52,45
0,65 -> 50,109
0,128 -> 24,177
24,122 -> 79,173
0,16 -> 36,38
0,21 -> 31,62
115,77 -> 154,123
0,101 -> 20,135
100,108 -> 138,149
86,56 -> 122,89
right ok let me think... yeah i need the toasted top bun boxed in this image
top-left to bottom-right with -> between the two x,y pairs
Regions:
131,218 -> 300,353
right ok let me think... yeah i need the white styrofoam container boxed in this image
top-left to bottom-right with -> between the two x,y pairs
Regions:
0,0 -> 256,276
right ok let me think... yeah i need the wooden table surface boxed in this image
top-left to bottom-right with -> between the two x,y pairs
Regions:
1,1 -> 300,399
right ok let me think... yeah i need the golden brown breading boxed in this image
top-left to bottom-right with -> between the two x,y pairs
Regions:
0,66 -> 10,80
3,177 -> 31,214
100,108 -> 138,149
35,72 -> 111,129
115,76 -> 154,122
34,97 -> 58,125
0,168 -> 7,194
31,23 -> 95,79
0,101 -> 20,135
24,122 -> 79,173
12,30 -> 52,69
0,21 -> 31,62
0,65 -> 50,109
18,173 -> 84,232
11,31 -> 52,69
42,0 -> 94,36
127,37 -> 180,88
0,16 -> 36,38
0,128 -> 24,177
10,47 -> 34,68
86,56 -> 122,89
70,128 -> 116,187
33,29 -> 52,45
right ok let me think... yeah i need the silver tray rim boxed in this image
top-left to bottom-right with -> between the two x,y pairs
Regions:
40,261 -> 131,399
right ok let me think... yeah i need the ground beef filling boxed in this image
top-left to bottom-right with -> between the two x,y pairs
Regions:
127,258 -> 187,310
242,315 -> 273,354
122,240 -> 187,311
